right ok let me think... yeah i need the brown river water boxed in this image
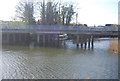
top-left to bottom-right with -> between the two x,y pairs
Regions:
1,38 -> 118,79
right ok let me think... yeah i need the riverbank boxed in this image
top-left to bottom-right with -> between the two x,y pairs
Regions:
109,39 -> 119,54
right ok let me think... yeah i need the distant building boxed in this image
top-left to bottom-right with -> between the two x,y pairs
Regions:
105,24 -> 117,27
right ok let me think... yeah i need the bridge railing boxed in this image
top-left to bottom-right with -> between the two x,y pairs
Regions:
1,24 -> 119,32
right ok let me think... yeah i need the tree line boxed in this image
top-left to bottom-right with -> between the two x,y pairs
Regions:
16,0 -> 76,25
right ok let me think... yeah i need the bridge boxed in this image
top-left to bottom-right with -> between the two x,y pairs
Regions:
1,24 -> 118,35
1,24 -> 119,49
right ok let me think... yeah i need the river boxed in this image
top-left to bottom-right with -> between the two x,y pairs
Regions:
1,38 -> 118,79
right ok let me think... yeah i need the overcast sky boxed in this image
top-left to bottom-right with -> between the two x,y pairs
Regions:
0,0 -> 119,26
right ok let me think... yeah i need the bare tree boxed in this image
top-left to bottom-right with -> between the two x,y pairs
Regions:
16,0 -> 36,24
40,0 -> 46,25
61,5 -> 75,25
37,0 -> 59,25
16,0 -> 76,25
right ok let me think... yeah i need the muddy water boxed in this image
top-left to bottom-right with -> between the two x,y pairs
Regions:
1,39 -> 118,79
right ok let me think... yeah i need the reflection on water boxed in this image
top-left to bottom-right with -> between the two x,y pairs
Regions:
1,39 -> 118,79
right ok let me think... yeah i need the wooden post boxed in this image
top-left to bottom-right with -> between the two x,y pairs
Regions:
19,33 -> 21,41
58,34 -> 61,47
91,36 -> 94,49
43,35 -> 45,47
13,34 -> 16,45
88,37 -> 91,49
76,44 -> 79,48
81,42 -> 83,49
84,41 -> 87,49
57,34 -> 60,47
48,34 -> 50,46
55,34 -> 57,47
37,34 -> 40,43
24,34 -> 27,42
36,34 -> 39,46
20,33 -> 21,44
7,34 -> 9,44
57,34 -> 59,46
13,34 -> 16,42
76,35 -> 79,48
